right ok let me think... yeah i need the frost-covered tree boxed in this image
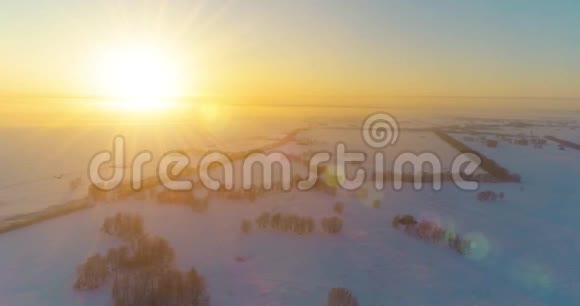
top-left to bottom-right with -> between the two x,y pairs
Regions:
322,217 -> 343,234
255,212 -> 270,229
101,213 -> 144,241
111,267 -> 209,306
241,219 -> 252,234
327,287 -> 359,306
74,253 -> 109,290
392,214 -> 417,230
334,202 -> 344,214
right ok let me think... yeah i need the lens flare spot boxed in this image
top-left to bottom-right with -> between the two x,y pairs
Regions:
510,260 -> 554,294
441,218 -> 457,239
354,183 -> 383,207
323,165 -> 346,187
463,232 -> 491,261
356,187 -> 368,199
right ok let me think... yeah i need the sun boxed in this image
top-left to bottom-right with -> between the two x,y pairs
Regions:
94,42 -> 183,111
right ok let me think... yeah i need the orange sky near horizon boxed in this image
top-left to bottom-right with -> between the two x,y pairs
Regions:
1,0 -> 580,122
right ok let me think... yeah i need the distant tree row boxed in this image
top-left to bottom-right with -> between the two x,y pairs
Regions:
75,213 -> 210,306
477,190 -> 504,202
210,174 -> 317,196
156,190 -> 209,212
89,183 -> 150,203
392,214 -> 471,255
248,212 -> 345,235
215,188 -> 259,202
321,216 -> 343,234
545,135 -> 580,150
434,130 -> 521,182
252,212 -> 316,235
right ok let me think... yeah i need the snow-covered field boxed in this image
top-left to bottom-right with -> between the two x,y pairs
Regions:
297,128 -> 488,174
0,120 -> 296,218
1,118 -> 579,305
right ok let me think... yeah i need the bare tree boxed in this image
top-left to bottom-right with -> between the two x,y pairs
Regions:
327,287 -> 359,306
241,219 -> 252,234
74,254 -> 109,290
334,202 -> 344,214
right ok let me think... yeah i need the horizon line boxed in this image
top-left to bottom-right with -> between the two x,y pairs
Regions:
1,93 -> 580,102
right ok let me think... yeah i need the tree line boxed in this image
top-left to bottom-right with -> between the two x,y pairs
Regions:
242,212 -> 345,235
434,130 -> 521,182
75,213 -> 210,306
392,214 -> 472,256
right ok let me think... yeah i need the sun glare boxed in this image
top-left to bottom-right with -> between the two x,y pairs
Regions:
94,43 -> 183,112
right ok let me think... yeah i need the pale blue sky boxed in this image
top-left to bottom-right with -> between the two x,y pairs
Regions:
1,0 -> 580,98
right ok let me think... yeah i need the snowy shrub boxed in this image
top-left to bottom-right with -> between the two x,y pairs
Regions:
255,212 -> 315,235
477,190 -> 498,202
486,139 -> 498,148
391,214 -> 417,229
322,216 -> 343,234
334,202 -> 344,215
415,220 -> 445,243
74,254 -> 109,290
241,219 -> 252,234
447,233 -> 472,255
270,213 -> 281,229
293,216 -> 315,235
305,217 -> 315,234
392,214 -> 472,255
327,287 -> 359,306
255,212 -> 271,229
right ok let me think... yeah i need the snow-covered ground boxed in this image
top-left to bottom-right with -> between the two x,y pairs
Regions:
0,121 -> 296,218
297,128 -> 488,175
0,109 -> 579,305
0,126 -> 579,305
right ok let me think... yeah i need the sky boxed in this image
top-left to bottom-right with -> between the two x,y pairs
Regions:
1,0 -> 580,101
